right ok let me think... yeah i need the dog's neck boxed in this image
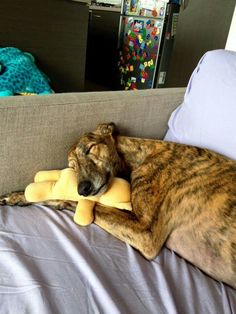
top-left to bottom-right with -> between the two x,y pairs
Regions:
115,135 -> 164,170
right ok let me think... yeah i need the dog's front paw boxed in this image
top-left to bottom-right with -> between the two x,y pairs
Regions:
0,191 -> 30,206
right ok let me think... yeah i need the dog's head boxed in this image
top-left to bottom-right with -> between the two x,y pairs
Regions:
68,123 -> 123,197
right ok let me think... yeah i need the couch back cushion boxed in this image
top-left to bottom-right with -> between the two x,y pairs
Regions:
164,49 -> 236,160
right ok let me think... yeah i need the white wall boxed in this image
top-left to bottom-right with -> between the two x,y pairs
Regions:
225,5 -> 236,51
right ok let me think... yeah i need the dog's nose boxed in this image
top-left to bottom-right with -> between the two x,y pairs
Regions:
78,180 -> 93,196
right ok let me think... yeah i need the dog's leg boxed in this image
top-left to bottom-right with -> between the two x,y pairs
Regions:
0,191 -> 28,206
94,204 -> 169,260
0,191 -> 77,212
93,158 -> 173,260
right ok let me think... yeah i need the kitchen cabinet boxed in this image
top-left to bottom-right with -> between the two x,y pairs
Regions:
85,8 -> 121,90
166,0 -> 235,87
0,0 -> 89,92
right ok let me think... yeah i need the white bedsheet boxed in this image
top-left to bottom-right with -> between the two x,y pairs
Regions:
0,205 -> 235,314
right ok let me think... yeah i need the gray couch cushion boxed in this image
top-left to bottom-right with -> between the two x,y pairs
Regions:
0,88 -> 185,194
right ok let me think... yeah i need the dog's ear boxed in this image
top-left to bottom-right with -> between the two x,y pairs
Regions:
68,143 -> 78,169
94,122 -> 119,136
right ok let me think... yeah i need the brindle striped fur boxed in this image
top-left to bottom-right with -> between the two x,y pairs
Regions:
68,123 -> 236,289
1,123 -> 236,289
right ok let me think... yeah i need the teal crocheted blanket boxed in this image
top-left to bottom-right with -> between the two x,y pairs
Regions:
0,47 -> 53,96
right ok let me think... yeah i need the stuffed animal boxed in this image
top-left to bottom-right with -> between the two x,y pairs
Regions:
25,168 -> 132,226
0,47 -> 53,96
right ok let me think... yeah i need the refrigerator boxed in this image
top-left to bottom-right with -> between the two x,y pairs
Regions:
118,0 -> 180,90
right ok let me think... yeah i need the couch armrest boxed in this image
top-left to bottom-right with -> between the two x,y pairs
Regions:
0,88 -> 185,194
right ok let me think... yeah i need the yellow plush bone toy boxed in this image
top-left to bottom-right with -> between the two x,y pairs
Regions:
25,168 -> 132,226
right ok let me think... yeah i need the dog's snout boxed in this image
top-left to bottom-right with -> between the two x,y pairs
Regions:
78,180 -> 93,196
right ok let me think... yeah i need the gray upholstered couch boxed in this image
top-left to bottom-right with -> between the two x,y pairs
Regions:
1,86 -> 236,313
0,88 -> 185,195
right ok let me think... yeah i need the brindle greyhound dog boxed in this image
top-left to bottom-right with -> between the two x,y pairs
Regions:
1,123 -> 236,289
68,123 -> 236,289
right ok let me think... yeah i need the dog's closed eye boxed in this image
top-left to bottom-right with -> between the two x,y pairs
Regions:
85,145 -> 95,155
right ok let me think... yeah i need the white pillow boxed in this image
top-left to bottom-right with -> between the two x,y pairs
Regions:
164,49 -> 236,160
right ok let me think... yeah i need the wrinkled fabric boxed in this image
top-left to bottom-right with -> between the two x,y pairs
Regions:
0,205 -> 235,314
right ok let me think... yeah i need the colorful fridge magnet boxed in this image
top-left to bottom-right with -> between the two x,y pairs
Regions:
130,31 -> 136,39
131,82 -> 137,90
138,35 -> 143,44
141,28 -> 146,40
160,7 -> 165,16
139,8 -> 146,16
152,9 -> 158,17
141,71 -> 148,79
146,20 -> 151,27
133,20 -> 144,32
140,42 -> 145,49
139,64 -> 145,71
152,27 -> 158,36
130,0 -> 138,13
119,66 -> 124,73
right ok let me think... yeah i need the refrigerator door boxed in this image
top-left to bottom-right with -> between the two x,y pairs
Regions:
123,0 -> 167,18
118,16 -> 164,90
